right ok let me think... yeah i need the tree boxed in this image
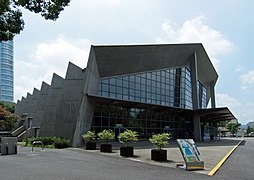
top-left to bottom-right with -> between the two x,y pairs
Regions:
217,120 -> 229,127
0,102 -> 18,131
246,126 -> 254,135
226,123 -> 241,136
0,0 -> 70,41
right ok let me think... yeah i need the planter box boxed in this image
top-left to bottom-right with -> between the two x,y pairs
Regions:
86,142 -> 96,150
120,146 -> 134,157
151,149 -> 167,161
100,144 -> 112,153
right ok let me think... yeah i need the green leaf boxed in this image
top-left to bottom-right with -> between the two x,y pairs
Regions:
149,133 -> 170,151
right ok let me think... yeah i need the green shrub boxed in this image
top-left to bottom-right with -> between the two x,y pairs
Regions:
37,137 -> 55,145
118,129 -> 138,147
24,136 -> 70,149
149,133 -> 170,151
98,129 -> 115,144
82,131 -> 96,142
24,137 -> 36,144
53,138 -> 70,149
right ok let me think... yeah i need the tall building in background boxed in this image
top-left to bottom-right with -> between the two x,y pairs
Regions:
0,41 -> 14,102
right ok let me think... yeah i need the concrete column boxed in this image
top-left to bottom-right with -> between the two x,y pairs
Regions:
190,52 -> 202,141
210,81 -> 216,108
193,113 -> 202,142
190,52 -> 199,110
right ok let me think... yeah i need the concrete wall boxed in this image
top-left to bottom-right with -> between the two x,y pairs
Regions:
39,74 -> 64,137
14,62 -> 86,145
73,48 -> 99,147
29,88 -> 40,118
32,82 -> 50,127
54,62 -> 86,144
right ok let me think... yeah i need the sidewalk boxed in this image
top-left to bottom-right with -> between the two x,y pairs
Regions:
80,138 -> 243,175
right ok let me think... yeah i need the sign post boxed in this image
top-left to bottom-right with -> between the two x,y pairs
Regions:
177,139 -> 204,170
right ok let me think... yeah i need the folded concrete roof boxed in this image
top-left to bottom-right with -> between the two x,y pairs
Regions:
92,43 -> 218,85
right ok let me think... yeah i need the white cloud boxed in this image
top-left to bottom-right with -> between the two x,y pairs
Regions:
216,93 -> 241,108
215,93 -> 254,125
157,16 -> 234,69
235,65 -> 243,72
239,70 -> 254,92
240,70 -> 254,84
14,37 -> 91,101
103,0 -> 121,6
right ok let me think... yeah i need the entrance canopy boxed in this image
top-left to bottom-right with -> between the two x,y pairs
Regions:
194,107 -> 237,122
87,94 -> 236,122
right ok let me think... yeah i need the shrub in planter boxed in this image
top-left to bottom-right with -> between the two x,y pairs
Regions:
98,129 -> 115,153
118,129 -> 138,157
53,138 -> 70,149
82,131 -> 97,150
149,133 -> 170,161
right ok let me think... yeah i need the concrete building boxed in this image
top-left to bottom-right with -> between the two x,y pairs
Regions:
0,40 -> 14,101
246,122 -> 254,129
15,44 -> 236,147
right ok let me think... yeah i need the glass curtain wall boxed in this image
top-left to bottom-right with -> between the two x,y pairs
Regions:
91,104 -> 189,140
93,66 -> 207,139
98,67 -> 195,110
0,41 -> 14,101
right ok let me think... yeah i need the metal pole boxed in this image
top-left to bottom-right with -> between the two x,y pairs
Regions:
25,117 -> 28,146
21,113 -> 28,146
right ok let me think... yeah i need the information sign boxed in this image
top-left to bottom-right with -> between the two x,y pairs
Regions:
177,139 -> 204,170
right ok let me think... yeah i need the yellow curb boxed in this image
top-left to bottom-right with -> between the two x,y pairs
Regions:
208,139 -> 243,176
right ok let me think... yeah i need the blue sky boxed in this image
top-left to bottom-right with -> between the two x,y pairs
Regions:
14,0 -> 254,125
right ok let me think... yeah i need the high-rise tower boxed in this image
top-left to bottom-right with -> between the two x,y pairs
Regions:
0,40 -> 14,101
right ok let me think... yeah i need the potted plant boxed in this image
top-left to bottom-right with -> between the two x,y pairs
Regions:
98,129 -> 115,153
118,129 -> 138,157
82,131 -> 97,150
149,133 -> 170,161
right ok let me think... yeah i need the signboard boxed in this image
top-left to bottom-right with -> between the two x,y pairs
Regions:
177,139 -> 204,170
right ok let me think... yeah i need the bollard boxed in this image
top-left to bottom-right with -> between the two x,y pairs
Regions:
32,141 -> 44,152
5,143 -> 8,155
15,144 -> 17,154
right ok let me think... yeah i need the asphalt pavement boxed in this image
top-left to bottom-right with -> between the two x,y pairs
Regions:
0,138 -> 248,180
214,138 -> 254,180
85,138 -> 242,175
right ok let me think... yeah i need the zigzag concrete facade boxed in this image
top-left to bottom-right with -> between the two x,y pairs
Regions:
15,62 -> 87,146
15,44 -> 236,147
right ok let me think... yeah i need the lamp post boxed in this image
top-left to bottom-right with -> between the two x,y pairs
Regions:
21,113 -> 28,146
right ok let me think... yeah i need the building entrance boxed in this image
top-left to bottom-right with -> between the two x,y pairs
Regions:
91,104 -> 189,140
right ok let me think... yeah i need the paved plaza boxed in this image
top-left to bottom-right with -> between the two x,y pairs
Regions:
81,138 -> 242,175
0,138 -> 245,180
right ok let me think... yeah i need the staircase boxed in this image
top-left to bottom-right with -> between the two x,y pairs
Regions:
11,125 -> 32,141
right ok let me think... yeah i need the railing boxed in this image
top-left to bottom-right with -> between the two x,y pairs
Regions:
11,125 -> 26,137
31,141 -> 44,152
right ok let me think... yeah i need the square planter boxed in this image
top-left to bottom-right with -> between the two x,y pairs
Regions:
86,142 -> 96,150
151,149 -> 167,161
100,144 -> 112,153
120,146 -> 134,157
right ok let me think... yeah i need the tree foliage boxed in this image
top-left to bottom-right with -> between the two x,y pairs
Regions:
226,122 -> 241,136
0,102 -> 18,131
246,126 -> 254,135
217,120 -> 229,127
0,0 -> 70,41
